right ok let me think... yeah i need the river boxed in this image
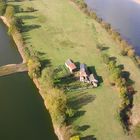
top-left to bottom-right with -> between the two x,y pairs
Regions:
85,0 -> 140,55
0,21 -> 58,140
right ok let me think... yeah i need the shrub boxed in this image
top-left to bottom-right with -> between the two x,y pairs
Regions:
5,5 -> 15,20
101,53 -> 110,64
66,108 -> 75,118
108,60 -> 116,71
70,135 -> 80,140
27,56 -> 41,78
45,87 -> 67,124
127,48 -> 135,57
0,0 -> 6,15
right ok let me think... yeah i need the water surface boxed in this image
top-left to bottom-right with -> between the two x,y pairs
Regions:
0,21 -> 58,140
85,0 -> 140,55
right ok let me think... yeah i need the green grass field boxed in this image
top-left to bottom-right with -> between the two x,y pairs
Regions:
10,0 -> 140,139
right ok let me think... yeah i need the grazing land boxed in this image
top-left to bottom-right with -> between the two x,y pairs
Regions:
9,0 -> 140,139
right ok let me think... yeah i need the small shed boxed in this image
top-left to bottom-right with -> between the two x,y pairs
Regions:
89,74 -> 98,87
65,59 -> 77,73
80,64 -> 89,82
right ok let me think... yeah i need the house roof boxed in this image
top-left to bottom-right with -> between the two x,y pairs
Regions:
65,59 -> 76,70
80,64 -> 87,71
80,64 -> 88,77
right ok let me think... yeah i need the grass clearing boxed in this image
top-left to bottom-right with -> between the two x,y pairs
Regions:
9,0 -> 140,139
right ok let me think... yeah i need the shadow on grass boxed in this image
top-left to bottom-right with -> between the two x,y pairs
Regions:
81,135 -> 96,140
88,66 -> 103,85
69,94 -> 96,110
19,15 -> 37,20
55,74 -> 77,87
41,59 -> 52,70
77,125 -> 90,131
121,71 -> 135,86
22,24 -> 41,32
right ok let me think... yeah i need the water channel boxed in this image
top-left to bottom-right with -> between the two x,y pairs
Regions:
0,21 -> 58,140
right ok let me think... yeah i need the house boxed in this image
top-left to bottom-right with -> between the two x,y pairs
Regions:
80,64 -> 89,82
65,59 -> 77,73
89,74 -> 98,87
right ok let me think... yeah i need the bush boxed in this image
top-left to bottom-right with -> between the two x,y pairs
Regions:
66,108 -> 75,118
70,135 -> 80,140
127,48 -> 135,57
101,53 -> 110,64
27,56 -> 41,78
5,5 -> 15,20
45,87 -> 67,124
0,0 -> 6,15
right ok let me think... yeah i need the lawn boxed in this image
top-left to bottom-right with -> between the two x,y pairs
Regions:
9,0 -> 140,139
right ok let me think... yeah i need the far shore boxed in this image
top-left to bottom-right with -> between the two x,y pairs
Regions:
132,0 -> 140,4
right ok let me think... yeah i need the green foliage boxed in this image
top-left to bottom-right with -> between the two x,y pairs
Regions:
45,85 -> 67,124
101,53 -> 110,64
66,108 -> 75,118
0,0 -> 6,15
70,135 -> 80,140
41,67 -> 68,125
5,5 -> 15,20
27,56 -> 41,78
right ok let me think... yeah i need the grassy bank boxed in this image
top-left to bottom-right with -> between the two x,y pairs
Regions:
8,0 -> 140,139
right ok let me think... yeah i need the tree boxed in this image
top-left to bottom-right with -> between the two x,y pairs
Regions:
127,49 -> 135,57
5,5 -> 15,20
0,0 -> 6,15
45,88 -> 67,124
101,53 -> 110,64
70,136 -> 80,140
27,57 -> 41,78
108,60 -> 116,71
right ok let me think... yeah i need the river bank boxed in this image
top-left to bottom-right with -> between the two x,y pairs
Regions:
0,15 -> 64,140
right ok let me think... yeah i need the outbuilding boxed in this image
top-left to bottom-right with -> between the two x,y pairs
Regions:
65,59 -> 77,73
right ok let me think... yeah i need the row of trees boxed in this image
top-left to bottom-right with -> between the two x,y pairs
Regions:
70,0 -> 140,68
101,53 -> 134,132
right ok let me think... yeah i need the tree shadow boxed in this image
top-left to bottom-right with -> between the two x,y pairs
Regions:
22,24 -> 41,32
40,59 -> 51,70
81,135 -> 96,140
68,110 -> 86,123
55,74 -> 77,87
96,43 -> 109,51
22,32 -> 31,43
109,56 -> 117,61
75,61 -> 80,70
19,15 -> 37,20
121,71 -> 135,86
68,94 -> 96,110
12,4 -> 22,13
118,64 -> 124,70
88,66 -> 103,85
77,125 -> 90,131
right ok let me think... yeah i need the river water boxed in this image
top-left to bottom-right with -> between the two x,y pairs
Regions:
0,21 -> 58,140
85,0 -> 140,55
